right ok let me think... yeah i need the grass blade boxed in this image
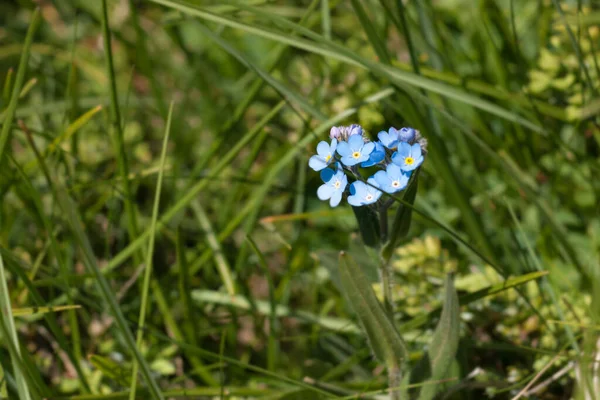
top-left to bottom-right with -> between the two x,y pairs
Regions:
128,102 -> 174,399
0,254 -> 32,400
0,8 -> 40,165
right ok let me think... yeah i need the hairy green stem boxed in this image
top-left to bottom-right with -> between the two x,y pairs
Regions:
387,362 -> 402,400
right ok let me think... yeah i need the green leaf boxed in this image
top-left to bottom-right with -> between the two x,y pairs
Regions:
417,273 -> 460,400
351,205 -> 380,248
401,270 -> 548,333
338,252 -> 407,369
382,171 -> 419,261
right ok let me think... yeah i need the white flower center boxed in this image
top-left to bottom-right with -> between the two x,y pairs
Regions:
392,181 -> 400,187
334,180 -> 341,189
365,194 -> 373,201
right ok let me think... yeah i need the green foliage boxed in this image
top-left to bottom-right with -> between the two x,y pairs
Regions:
0,1 -> 599,399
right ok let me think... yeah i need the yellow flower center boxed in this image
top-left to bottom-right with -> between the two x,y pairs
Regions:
365,194 -> 373,201
405,156 -> 414,165
334,180 -> 341,189
352,151 -> 361,159
325,154 -> 332,162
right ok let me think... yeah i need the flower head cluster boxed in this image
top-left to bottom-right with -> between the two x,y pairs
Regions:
309,124 -> 427,207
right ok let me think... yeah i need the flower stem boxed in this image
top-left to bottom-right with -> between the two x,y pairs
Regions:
379,204 -> 401,399
388,362 -> 402,400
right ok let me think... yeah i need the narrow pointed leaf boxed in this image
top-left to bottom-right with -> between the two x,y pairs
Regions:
402,270 -> 548,333
338,252 -> 407,367
417,273 -> 460,400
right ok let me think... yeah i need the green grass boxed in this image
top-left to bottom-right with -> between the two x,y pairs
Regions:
1,0 -> 599,399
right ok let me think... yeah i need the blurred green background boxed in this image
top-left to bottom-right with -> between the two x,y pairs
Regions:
0,0 -> 599,398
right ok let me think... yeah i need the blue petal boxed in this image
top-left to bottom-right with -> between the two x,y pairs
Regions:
339,173 -> 348,191
397,142 -> 411,157
336,141 -> 351,157
309,156 -> 328,171
391,152 -> 403,167
411,143 -> 422,159
352,181 -> 368,196
356,153 -> 369,163
320,168 -> 335,182
373,170 -> 389,187
316,141 -> 330,157
317,184 -> 334,200
362,142 -> 375,155
330,191 -> 343,207
348,134 -> 364,151
386,163 -> 402,179
347,194 -> 363,206
341,155 -> 360,166
329,138 -> 338,153
360,149 -> 385,167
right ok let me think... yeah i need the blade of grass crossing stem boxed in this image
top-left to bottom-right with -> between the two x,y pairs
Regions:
417,274 -> 460,400
191,200 -> 236,296
247,235 -> 279,371
0,254 -> 33,400
338,252 -> 408,398
56,178 -> 163,399
0,9 -> 40,165
382,171 -> 419,261
129,102 -> 173,399
101,0 -> 141,266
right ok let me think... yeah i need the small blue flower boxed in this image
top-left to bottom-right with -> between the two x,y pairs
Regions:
348,178 -> 382,206
308,139 -> 337,171
317,165 -> 347,207
392,142 -> 424,171
378,127 -> 400,149
373,163 -> 410,193
398,127 -> 416,143
361,141 -> 385,167
336,135 -> 375,166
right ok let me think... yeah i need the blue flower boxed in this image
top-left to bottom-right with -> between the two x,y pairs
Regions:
361,141 -> 385,167
378,127 -> 400,149
336,135 -> 375,166
392,142 -> 424,171
398,127 -> 416,143
373,163 -> 410,193
317,165 -> 347,207
308,139 -> 337,171
348,178 -> 382,206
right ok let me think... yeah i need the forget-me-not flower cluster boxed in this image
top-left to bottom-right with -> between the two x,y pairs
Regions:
309,124 -> 427,207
